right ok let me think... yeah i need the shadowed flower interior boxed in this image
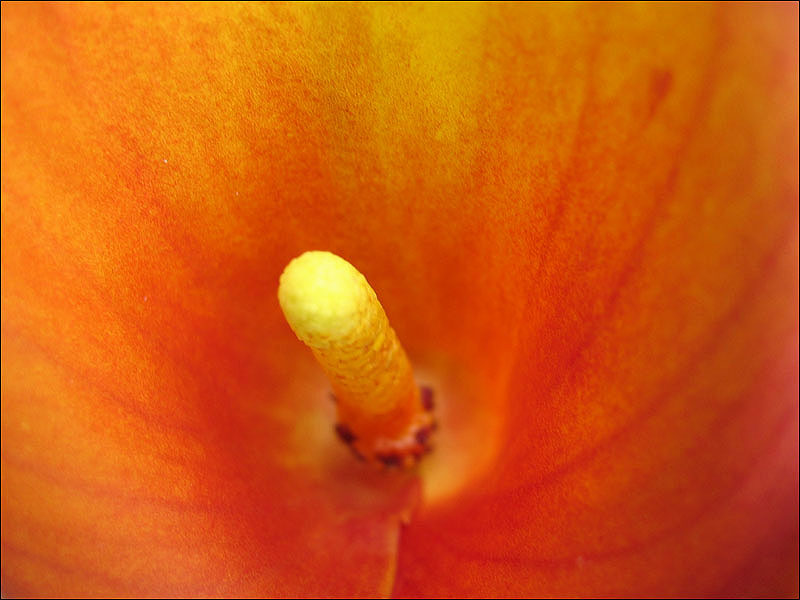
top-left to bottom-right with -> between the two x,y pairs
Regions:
1,3 -> 798,598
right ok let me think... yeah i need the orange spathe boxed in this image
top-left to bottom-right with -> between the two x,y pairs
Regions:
2,2 -> 798,598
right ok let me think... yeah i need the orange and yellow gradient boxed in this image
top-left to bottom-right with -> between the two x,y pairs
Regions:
2,3 -> 797,597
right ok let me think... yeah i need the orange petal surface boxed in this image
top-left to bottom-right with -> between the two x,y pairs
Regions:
2,3 -> 797,598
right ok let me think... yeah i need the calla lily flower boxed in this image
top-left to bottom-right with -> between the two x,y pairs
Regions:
2,3 -> 797,598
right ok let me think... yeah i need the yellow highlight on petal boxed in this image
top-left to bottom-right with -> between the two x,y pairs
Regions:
278,251 -> 434,465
